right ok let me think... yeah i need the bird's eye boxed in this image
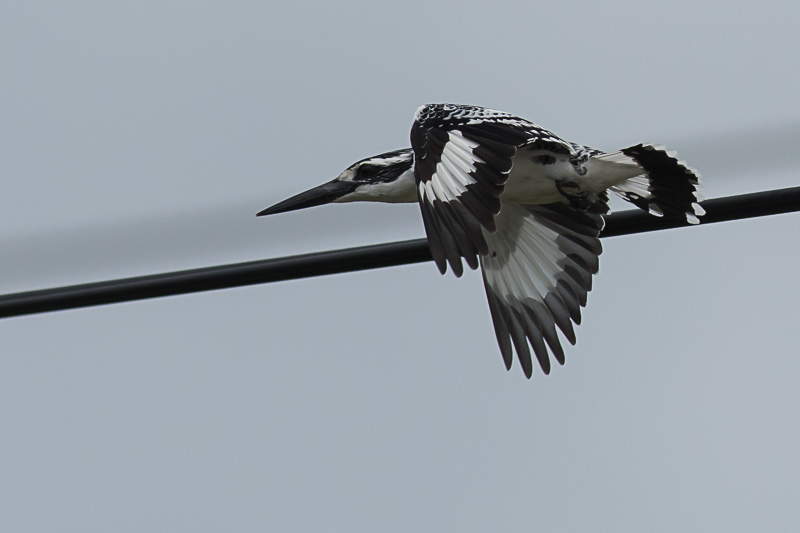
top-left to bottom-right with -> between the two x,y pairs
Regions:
357,164 -> 377,180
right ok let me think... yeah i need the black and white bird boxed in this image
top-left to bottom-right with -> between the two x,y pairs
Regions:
258,104 -> 703,378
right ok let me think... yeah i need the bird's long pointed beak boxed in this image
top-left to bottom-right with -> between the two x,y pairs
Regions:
256,179 -> 358,217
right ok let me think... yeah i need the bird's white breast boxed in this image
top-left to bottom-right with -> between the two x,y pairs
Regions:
501,146 -> 646,205
501,150 -> 573,205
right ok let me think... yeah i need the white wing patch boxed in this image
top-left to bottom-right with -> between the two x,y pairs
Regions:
414,127 -> 514,276
417,130 -> 481,203
481,203 -> 604,378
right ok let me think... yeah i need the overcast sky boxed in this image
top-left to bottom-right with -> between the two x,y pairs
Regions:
2,2 -> 799,531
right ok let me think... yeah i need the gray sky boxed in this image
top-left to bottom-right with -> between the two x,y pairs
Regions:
2,1 -> 799,531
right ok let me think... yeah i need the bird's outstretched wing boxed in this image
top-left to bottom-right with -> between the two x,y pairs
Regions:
480,201 -> 607,378
410,103 -> 573,276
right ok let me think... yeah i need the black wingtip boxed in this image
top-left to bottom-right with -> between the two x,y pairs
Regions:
523,364 -> 533,380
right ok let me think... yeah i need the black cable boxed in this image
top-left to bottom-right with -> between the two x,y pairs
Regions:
1,186 -> 799,319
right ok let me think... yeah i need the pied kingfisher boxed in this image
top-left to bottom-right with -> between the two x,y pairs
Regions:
258,104 -> 703,378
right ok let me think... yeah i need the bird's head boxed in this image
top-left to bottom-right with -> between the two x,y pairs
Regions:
257,148 -> 416,217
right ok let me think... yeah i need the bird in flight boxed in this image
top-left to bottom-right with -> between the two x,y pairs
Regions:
258,104 -> 703,378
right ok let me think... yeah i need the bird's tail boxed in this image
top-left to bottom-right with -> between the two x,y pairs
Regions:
596,144 -> 705,224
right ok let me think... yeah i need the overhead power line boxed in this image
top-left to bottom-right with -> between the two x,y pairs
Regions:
1,186 -> 799,320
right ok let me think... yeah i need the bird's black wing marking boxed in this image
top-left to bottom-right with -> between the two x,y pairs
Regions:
600,144 -> 705,223
411,103 -> 573,276
480,199 -> 607,378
